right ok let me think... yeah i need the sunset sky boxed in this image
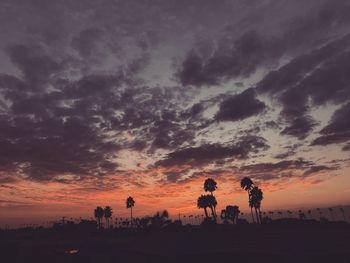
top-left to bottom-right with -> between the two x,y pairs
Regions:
0,0 -> 350,227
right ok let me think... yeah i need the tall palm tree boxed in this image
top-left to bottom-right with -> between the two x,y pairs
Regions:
240,177 -> 255,223
204,178 -> 218,217
104,206 -> 113,228
126,196 -> 135,225
250,186 -> 263,224
94,206 -> 104,229
204,178 -> 218,195
206,194 -> 218,222
197,195 -> 210,219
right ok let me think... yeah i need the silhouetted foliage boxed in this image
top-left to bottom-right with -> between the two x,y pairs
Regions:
104,206 -> 113,228
221,205 -> 240,224
94,206 -> 104,229
126,196 -> 135,225
240,177 -> 255,223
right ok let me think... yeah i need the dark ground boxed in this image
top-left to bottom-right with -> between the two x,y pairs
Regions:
1,221 -> 350,263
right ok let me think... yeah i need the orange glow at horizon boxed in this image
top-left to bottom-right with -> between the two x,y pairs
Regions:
1,165 -> 349,227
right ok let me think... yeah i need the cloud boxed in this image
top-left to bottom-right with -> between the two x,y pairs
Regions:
312,102 -> 350,146
176,31 -> 284,87
155,135 -> 269,168
240,159 -> 338,180
215,88 -> 266,122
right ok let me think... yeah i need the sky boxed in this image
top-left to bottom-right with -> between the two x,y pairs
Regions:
0,0 -> 350,227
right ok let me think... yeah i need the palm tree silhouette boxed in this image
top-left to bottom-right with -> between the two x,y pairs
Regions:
204,178 -> 218,218
197,195 -> 210,219
206,194 -> 218,222
298,210 -> 306,220
250,186 -> 263,224
328,208 -> 335,221
104,206 -> 113,228
316,208 -> 322,220
307,210 -> 312,219
94,206 -> 104,229
240,177 -> 255,223
126,196 -> 135,226
340,207 -> 346,221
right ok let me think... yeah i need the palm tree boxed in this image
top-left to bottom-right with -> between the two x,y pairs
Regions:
240,177 -> 255,223
94,206 -> 104,229
316,208 -> 322,220
204,178 -> 218,195
197,195 -> 210,219
197,194 -> 217,221
307,210 -> 312,219
204,178 -> 218,217
104,206 -> 113,228
126,196 -> 135,225
250,186 -> 263,224
206,194 -> 218,222
340,207 -> 346,221
298,210 -> 306,220
328,208 -> 335,221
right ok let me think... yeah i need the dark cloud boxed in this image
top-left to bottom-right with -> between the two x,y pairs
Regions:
176,0 -> 350,87
312,103 -> 350,146
176,31 -> 284,87
155,135 -> 269,168
0,0 -> 349,187
257,34 -> 350,139
215,88 -> 266,122
240,159 -> 337,180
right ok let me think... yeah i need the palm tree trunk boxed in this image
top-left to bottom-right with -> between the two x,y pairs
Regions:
210,206 -> 217,222
130,207 -> 133,227
258,208 -> 262,224
250,207 -> 255,223
204,208 -> 209,219
210,192 -> 217,217
248,191 -> 255,223
255,208 -> 260,224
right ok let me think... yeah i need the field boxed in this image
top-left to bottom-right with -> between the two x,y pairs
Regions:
1,221 -> 349,263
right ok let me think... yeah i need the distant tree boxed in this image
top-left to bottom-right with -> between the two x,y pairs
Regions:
316,208 -> 322,220
204,178 -> 218,218
328,208 -> 335,221
240,177 -> 255,223
307,210 -> 312,219
287,210 -> 293,218
94,206 -> 104,229
150,210 -> 170,229
298,210 -> 306,220
104,206 -> 113,228
340,207 -> 347,221
221,205 -> 240,224
126,196 -> 135,225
